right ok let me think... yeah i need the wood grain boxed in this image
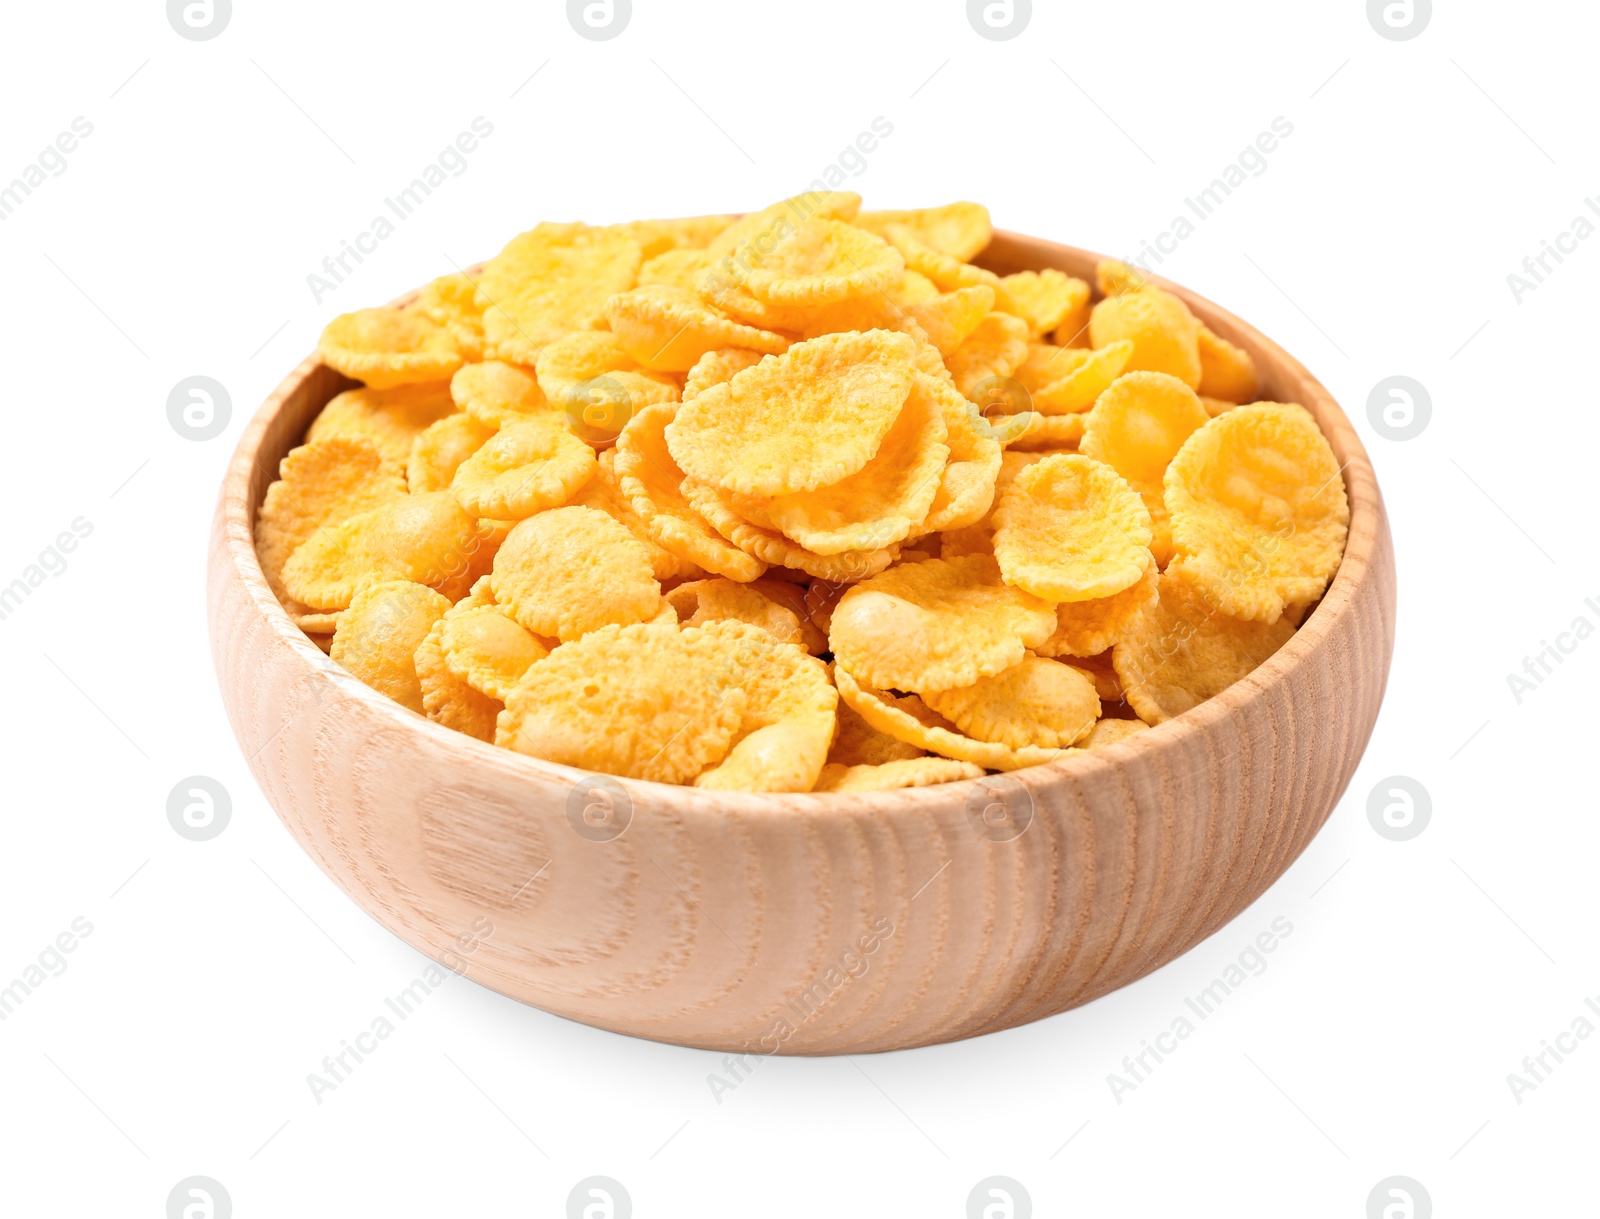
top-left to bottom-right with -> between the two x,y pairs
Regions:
206,232 -> 1396,1053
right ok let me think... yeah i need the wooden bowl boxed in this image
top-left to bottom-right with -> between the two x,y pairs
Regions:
208,232 -> 1395,1054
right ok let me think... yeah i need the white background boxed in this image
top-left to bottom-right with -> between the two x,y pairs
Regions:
1,1 -> 1595,1215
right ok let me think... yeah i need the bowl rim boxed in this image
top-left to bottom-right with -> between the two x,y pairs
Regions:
216,229 -> 1385,813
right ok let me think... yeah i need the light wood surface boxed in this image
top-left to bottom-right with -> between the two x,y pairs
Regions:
206,232 -> 1396,1054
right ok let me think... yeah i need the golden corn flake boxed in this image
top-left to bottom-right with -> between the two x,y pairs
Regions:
613,402 -> 766,582
439,602 -> 551,701
476,221 -> 642,364
1002,410 -> 1089,451
905,285 -> 995,357
830,554 -> 1056,694
918,378 -> 1004,533
1035,559 -> 1159,659
497,621 -> 747,784
945,311 -> 1029,400
923,655 -> 1099,749
666,329 -> 916,497
255,436 -> 407,609
491,505 -> 661,642
682,477 -> 902,582
569,447 -> 697,581
416,273 -> 486,362
1062,649 -> 1124,703
827,689 -> 926,766
284,491 -> 479,611
330,580 -> 452,713
1088,285 -> 1202,388
1197,326 -> 1258,404
1079,371 -> 1210,564
604,285 -> 789,372
307,383 -> 457,464
892,269 -> 941,306
743,578 -> 829,654
666,578 -> 808,649
1114,569 -> 1296,724
759,370 -> 949,554
450,416 -> 597,519
882,224 -> 1010,308
813,757 -> 983,793
1095,258 -> 1151,298
695,714 -> 836,792
1017,341 -> 1134,415
318,306 -> 463,389
991,453 -> 1152,602
533,330 -> 679,413
450,360 -> 550,428
1079,717 -> 1149,750
639,246 -> 717,293
1164,402 -> 1349,623
683,347 -> 766,399
734,217 -> 903,307
407,413 -> 495,493
833,665 -> 1068,772
415,616 -> 501,742
1001,269 -> 1090,339
854,201 -> 992,261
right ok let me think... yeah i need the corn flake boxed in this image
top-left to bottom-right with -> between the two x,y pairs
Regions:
330,580 -> 453,713
307,383 -> 457,464
992,453 -> 1152,601
476,222 -> 642,364
450,416 -> 597,519
318,306 -> 463,389
1089,285 -> 1202,388
605,284 -> 790,372
854,202 -> 992,261
491,504 -> 661,641
407,413 -> 495,493
1035,559 -> 1159,658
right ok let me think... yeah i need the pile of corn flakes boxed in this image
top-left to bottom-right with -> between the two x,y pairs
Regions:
256,194 -> 1349,794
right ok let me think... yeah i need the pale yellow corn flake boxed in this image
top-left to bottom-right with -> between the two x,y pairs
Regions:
415,616 -> 501,741
1079,371 -> 1210,564
639,247 -> 717,293
905,285 -> 995,357
604,285 -> 790,372
1001,269 -> 1091,339
833,665 -> 1069,772
924,654 -> 1100,749
1164,403 -> 1349,623
705,190 -> 862,259
491,505 -> 661,642
759,370 -> 950,555
330,580 -> 453,713
1095,258 -> 1152,298
991,453 -> 1153,602
734,218 -> 904,306
283,491 -> 480,611
307,383 -> 457,464
416,273 -> 486,361
696,619 -> 837,728
1088,286 -> 1202,388
613,402 -> 767,582
1035,560 -> 1158,659
407,412 -> 496,493
439,602 -> 551,701
829,553 -> 1056,694
450,360 -> 551,428
853,202 -> 992,261
683,347 -> 766,400
1079,717 -> 1149,749
318,305 -> 463,388
496,622 -> 748,784
945,311 -> 1030,400
255,435 -> 407,608
1114,569 -> 1296,724
476,222 -> 643,364
1197,326 -> 1258,403
695,715 -> 836,792
813,757 -> 984,793
1062,649 -> 1124,703
450,416 -> 597,519
666,329 -> 917,497
892,269 -> 941,306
